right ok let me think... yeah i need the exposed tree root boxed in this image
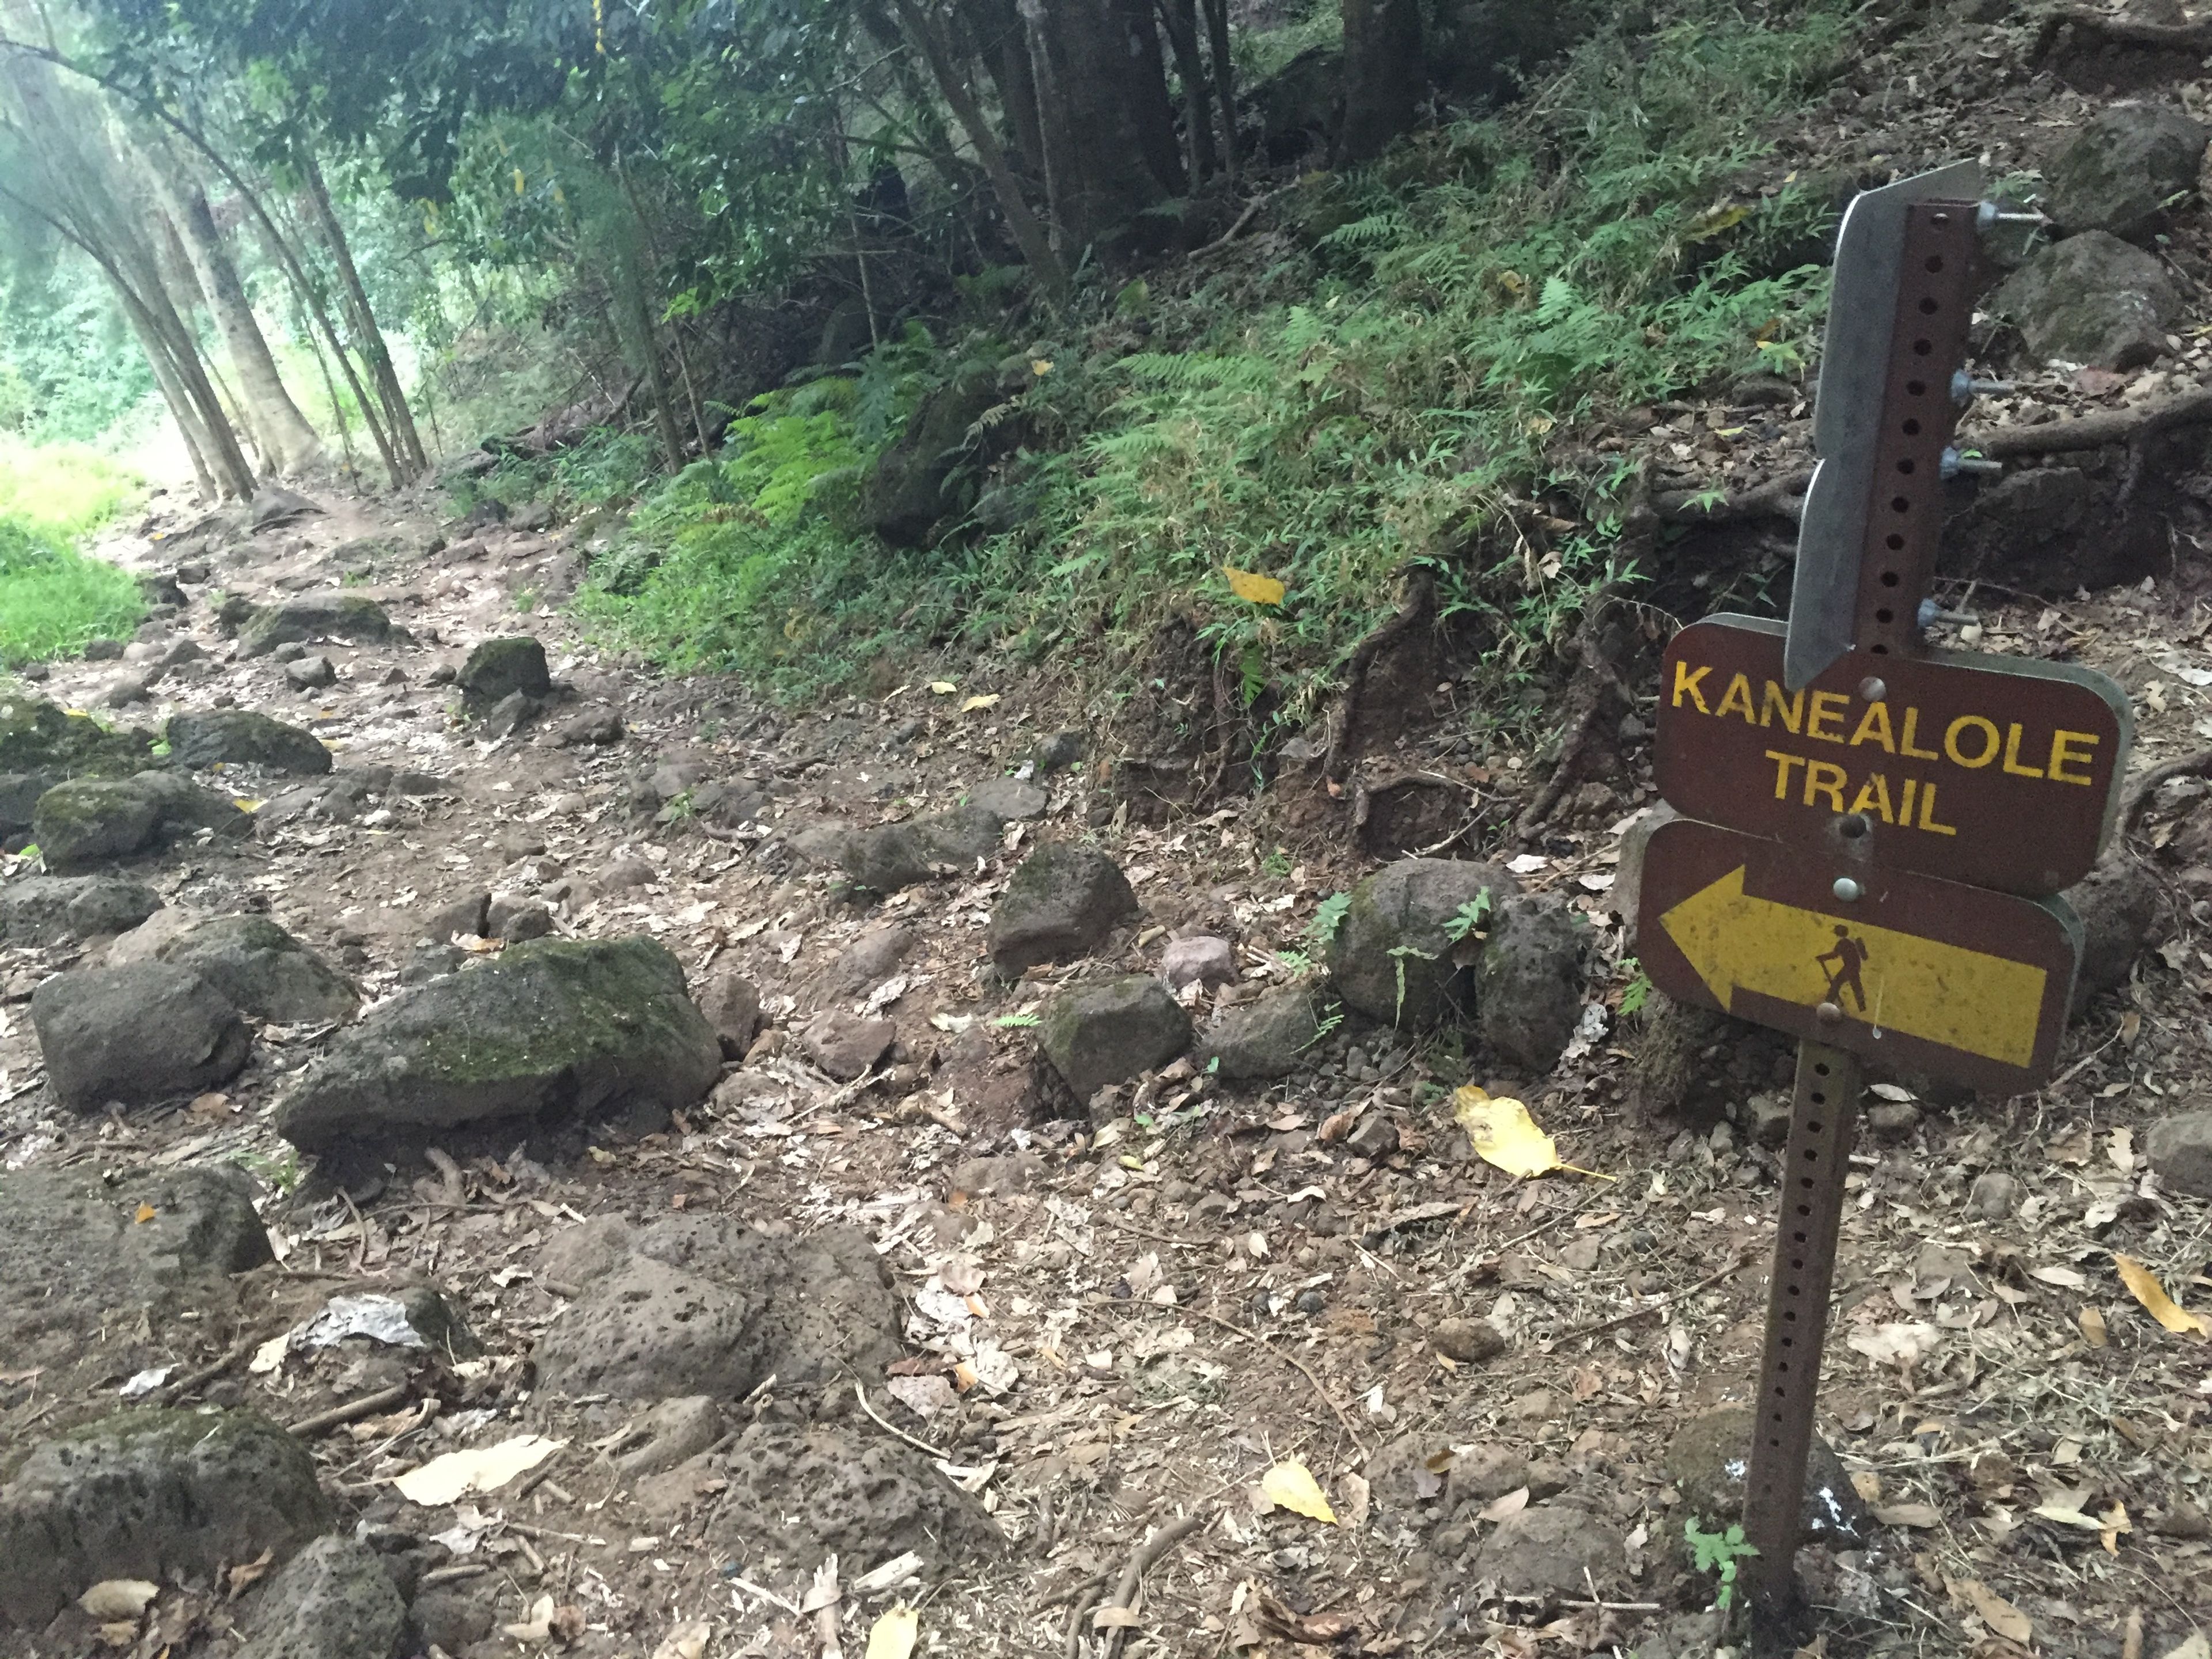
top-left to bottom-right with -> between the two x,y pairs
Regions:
1653,467 -> 1813,524
1970,383 -> 2212,460
1323,567 -> 1436,785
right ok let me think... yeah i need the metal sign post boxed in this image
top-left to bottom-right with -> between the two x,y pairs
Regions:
1635,170 -> 2131,1646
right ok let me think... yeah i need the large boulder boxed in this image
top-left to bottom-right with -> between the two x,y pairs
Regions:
533,1213 -> 901,1399
1039,974 -> 1191,1105
1249,44 -> 1342,161
234,1535 -> 406,1659
32,771 -> 251,870
2046,103 -> 2210,243
275,935 -> 721,1152
1991,232 -> 2185,371
987,843 -> 1141,975
0,1163 -> 271,1376
156,915 -> 359,1025
165,710 -> 332,775
0,1408 -> 332,1628
0,874 -> 161,945
1328,857 -> 1521,1029
457,635 -> 551,715
1198,986 -> 1323,1080
238,593 -> 392,658
1475,892 -> 1590,1071
841,803 -> 1003,891
31,961 -> 252,1107
862,369 -> 999,545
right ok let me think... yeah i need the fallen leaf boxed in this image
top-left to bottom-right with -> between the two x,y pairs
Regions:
1953,1578 -> 2031,1643
232,797 -> 264,812
133,1203 -> 157,1224
2161,1635 -> 2211,1659
1260,1459 -> 1337,1524
1872,1502 -> 1942,1528
1222,566 -> 1286,606
866,1607 -> 919,1659
2115,1255 -> 2210,1336
1846,1322 -> 1939,1369
1452,1086 -> 1609,1180
2032,1502 -> 2104,1531
1337,1471 -> 1371,1527
189,1092 -> 231,1118
959,694 -> 999,713
1479,1486 -> 1531,1522
929,681 -> 956,695
225,1547 -> 274,1599
2031,1264 -> 2088,1290
650,1621 -> 712,1659
393,1434 -> 566,1505
2081,1306 -> 2109,1347
502,1594 -> 556,1642
2101,1499 -> 2133,1554
77,1581 -> 159,1621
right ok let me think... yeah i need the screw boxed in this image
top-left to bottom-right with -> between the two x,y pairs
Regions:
1950,369 -> 2016,405
1816,1001 -> 1844,1024
1858,677 -> 1887,703
1941,446 -> 2003,480
1832,877 -> 1863,902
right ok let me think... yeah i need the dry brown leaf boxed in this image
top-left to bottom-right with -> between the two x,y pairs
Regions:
1873,1502 -> 1942,1528
77,1581 -> 159,1622
1478,1486 -> 1531,1522
132,1202 -> 156,1224
1953,1578 -> 2032,1643
2081,1305 -> 2109,1347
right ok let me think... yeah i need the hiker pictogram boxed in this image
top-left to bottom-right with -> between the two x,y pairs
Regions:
1816,924 -> 1869,1013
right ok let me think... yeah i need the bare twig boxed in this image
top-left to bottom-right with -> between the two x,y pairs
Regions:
1189,186 -> 1291,258
1190,1309 -> 1365,1455
1653,467 -> 1813,524
1098,1514 -> 1206,1659
287,1381 -> 409,1437
158,1334 -> 256,1403
1550,1243 -> 1758,1344
2122,746 -> 2212,836
853,1378 -> 950,1459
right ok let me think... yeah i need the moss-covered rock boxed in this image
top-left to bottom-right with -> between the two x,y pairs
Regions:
0,692 -> 151,779
275,934 -> 721,1152
166,709 -> 334,775
238,593 -> 393,658
1039,974 -> 1190,1105
457,635 -> 552,714
862,369 -> 999,546
0,874 -> 162,945
1327,857 -> 1521,1029
32,771 -> 252,870
0,1407 -> 331,1627
986,842 -> 1141,975
156,914 -> 359,1025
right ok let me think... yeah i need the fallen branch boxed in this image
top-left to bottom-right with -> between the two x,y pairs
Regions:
1653,467 -> 1812,524
852,1378 -> 950,1459
2122,745 -> 2212,837
1190,185 -> 1291,258
2035,5 -> 2212,55
158,1334 -> 256,1404
1098,1514 -> 1207,1659
1969,384 -> 2212,460
287,1381 -> 409,1437
1550,1243 -> 1757,1344
1190,1308 -> 1365,1455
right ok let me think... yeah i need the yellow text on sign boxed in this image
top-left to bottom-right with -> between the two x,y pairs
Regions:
1658,865 -> 2047,1067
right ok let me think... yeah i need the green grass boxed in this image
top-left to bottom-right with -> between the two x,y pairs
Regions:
578,0 -> 1850,724
0,437 -> 146,665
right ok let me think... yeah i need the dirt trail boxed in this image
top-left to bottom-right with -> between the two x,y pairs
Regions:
1,438 -> 2210,1659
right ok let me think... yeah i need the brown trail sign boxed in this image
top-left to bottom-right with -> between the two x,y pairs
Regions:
1630,168 -> 2130,1649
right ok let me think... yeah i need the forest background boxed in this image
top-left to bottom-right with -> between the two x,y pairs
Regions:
0,0 -> 1854,758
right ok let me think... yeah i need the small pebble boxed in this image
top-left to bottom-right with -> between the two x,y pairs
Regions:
1433,1316 -> 1507,1364
1968,1171 -> 2021,1218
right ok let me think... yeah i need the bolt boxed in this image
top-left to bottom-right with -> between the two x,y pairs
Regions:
1832,877 -> 1863,902
1941,446 -> 2002,480
1950,369 -> 2017,406
1858,677 -> 1887,703
1816,1001 -> 1844,1024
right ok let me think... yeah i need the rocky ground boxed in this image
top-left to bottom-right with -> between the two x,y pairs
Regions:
9,9 -> 2212,1659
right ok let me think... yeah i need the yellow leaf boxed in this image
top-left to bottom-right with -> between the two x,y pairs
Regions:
1953,1578 -> 2031,1643
960,694 -> 1000,713
1030,358 -> 1054,376
1222,566 -> 1286,606
1260,1459 -> 1336,1524
2100,1499 -> 2132,1554
513,167 -> 526,195
1496,268 -> 1528,297
2115,1255 -> 2210,1336
133,1203 -> 157,1224
1451,1086 -> 1611,1180
1684,200 -> 1753,242
929,681 -> 957,695
232,798 -> 264,813
393,1435 -> 566,1505
865,1606 -> 919,1659
2080,1305 -> 2108,1347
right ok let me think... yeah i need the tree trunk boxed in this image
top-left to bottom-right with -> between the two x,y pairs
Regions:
119,293 -> 217,500
889,0 -> 1068,294
1339,0 -> 1423,164
1200,0 -> 1237,181
1019,0 -> 1181,256
609,158 -> 687,472
965,0 -> 1046,182
1115,0 -> 1185,196
300,149 -> 426,476
138,133 -> 324,476
1156,0 -> 1217,183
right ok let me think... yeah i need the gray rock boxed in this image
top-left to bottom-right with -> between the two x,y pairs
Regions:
699,973 -> 763,1056
1433,1316 -> 1507,1365
480,689 -> 537,738
1476,892 -> 1589,1071
1199,987 -> 1321,1080
285,653 -> 337,691
0,769 -> 54,830
703,1418 -> 1003,1575
407,1584 -> 493,1656
987,843 -> 1141,975
1867,1098 -> 1920,1139
800,1009 -> 897,1080
423,891 -> 490,942
1664,1406 -> 1868,1546
275,935 -> 722,1152
1472,1502 -> 1627,1607
0,1408 -> 331,1628
615,1396 -> 724,1478
457,635 -> 552,714
2065,854 -> 2160,1012
33,771 -> 250,870
1328,857 -> 1521,1029
399,944 -> 468,984
235,1535 -> 405,1659
535,1214 -> 900,1399
156,915 -> 359,1024
2046,103 -> 2210,243
32,961 -> 252,1107
487,896 -> 554,941
1744,1092 -> 1793,1149
1969,1171 -> 2022,1217
1992,232 -> 2185,371
862,369 -> 1000,545
0,1163 -> 270,1377
820,926 -> 915,997
598,855 -> 656,893
556,709 -> 624,746
81,637 -> 125,661
166,710 -> 332,775
841,803 -> 1003,891
1161,934 -> 1237,991
967,777 -> 1049,820
2146,1109 -> 2212,1197
101,671 -> 153,707
238,593 -> 391,657
1040,975 -> 1191,1104
1033,730 -> 1086,774
0,874 -> 161,944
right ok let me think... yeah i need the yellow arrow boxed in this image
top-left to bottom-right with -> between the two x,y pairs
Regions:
1659,865 -> 2046,1067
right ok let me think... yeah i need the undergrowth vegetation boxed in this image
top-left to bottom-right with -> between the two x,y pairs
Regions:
0,438 -> 145,664
579,0 -> 1848,733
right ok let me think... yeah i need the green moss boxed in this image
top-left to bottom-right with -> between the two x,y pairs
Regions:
0,693 -> 151,778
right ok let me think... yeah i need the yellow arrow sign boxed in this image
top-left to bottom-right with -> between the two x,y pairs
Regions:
1659,865 -> 2046,1067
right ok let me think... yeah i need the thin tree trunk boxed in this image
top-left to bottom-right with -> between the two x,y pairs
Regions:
1157,0 -> 1216,183
137,132 -> 323,476
609,157 -> 686,472
299,148 -> 425,475
122,295 -> 217,499
298,294 -> 359,482
1201,0 -> 1237,181
964,0 -> 1046,182
1339,0 -> 1423,164
247,194 -> 400,483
